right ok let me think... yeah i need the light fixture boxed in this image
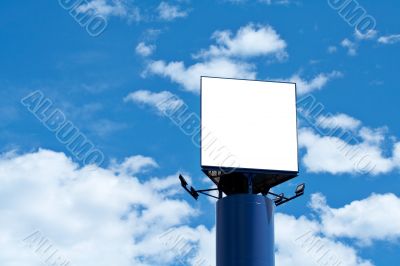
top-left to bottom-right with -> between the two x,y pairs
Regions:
295,183 -> 305,195
179,174 -> 188,188
190,187 -> 199,200
274,193 -> 284,204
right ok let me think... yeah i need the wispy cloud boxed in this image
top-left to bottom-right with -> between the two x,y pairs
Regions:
124,90 -> 184,114
341,38 -> 358,56
288,71 -> 343,95
135,42 -> 156,57
157,2 -> 188,21
378,34 -> 400,44
145,58 -> 256,93
110,154 -> 158,175
76,0 -> 141,21
316,113 -> 361,131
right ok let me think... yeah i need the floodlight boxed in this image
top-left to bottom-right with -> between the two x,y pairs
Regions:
274,193 -> 284,205
178,174 -> 220,200
179,174 -> 188,187
295,183 -> 305,195
190,187 -> 199,200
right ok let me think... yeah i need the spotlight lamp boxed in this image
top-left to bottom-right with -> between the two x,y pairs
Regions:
274,193 -> 284,205
190,187 -> 199,200
179,174 -> 188,188
295,183 -> 305,195
267,183 -> 306,206
178,174 -> 220,201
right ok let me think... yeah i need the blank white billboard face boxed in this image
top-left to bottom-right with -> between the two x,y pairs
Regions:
201,77 -> 298,173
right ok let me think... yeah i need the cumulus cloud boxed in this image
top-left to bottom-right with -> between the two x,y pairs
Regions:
157,2 -> 188,21
298,123 -> 400,175
194,24 -> 287,59
289,71 -> 343,95
310,193 -> 400,245
135,42 -> 156,57
377,34 -> 400,44
124,90 -> 184,114
0,149 -> 207,266
275,213 -> 374,266
3,149 -> 396,266
145,58 -> 256,93
134,192 -> 381,266
142,23 -> 288,92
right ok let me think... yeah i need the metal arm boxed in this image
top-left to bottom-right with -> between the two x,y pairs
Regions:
179,174 -> 221,200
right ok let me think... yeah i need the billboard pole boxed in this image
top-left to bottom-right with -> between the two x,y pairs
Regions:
216,176 -> 275,266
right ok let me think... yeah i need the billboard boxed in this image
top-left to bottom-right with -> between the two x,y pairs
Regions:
201,76 -> 298,178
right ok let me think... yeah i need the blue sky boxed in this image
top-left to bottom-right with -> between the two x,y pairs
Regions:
1,1 -> 400,265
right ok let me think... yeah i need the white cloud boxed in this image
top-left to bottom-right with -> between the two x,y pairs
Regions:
110,155 -> 158,175
194,24 -> 287,59
0,149 -> 206,266
298,124 -> 400,175
157,2 -> 188,21
2,149 -> 396,266
145,58 -> 256,93
289,71 -> 343,95
275,213 -> 374,266
378,34 -> 400,44
142,23 -> 288,92
310,193 -> 400,245
76,0 -> 126,17
354,29 -> 377,40
358,126 -> 387,145
336,30 -> 377,56
341,38 -> 358,56
76,0 -> 141,21
145,193 -> 379,266
136,42 -> 156,57
124,90 -> 184,114
316,113 -> 362,131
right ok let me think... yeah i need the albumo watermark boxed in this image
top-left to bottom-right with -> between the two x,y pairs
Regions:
21,90 -> 105,166
23,230 -> 71,266
156,95 -> 240,174
328,0 -> 376,35
58,0 -> 108,37
159,228 -> 212,266
297,93 -> 376,174
295,230 -> 343,266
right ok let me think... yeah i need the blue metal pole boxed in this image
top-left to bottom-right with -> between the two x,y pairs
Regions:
216,194 -> 275,266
